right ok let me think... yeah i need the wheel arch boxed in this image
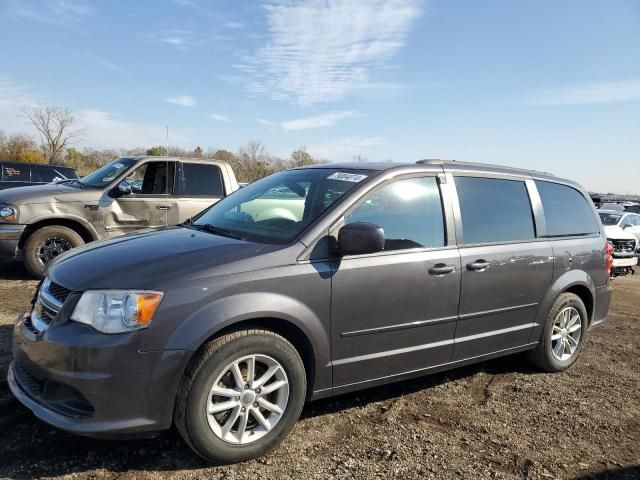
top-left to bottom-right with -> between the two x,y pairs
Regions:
19,216 -> 98,249
529,269 -> 596,343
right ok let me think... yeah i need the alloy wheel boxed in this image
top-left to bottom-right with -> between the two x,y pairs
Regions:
206,354 -> 289,445
551,306 -> 582,361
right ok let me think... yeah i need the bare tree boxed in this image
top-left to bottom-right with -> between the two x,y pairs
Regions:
352,154 -> 367,162
21,104 -> 85,165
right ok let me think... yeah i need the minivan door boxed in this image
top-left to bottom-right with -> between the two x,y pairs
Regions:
451,175 -> 553,360
103,160 -> 178,238
330,175 -> 461,387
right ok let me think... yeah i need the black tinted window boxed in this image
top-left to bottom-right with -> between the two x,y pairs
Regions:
2,164 -> 30,182
346,176 -> 445,251
181,163 -> 224,196
535,181 -> 598,236
456,177 -> 535,244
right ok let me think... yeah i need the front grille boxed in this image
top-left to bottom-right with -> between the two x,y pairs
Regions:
610,238 -> 637,254
47,282 -> 72,304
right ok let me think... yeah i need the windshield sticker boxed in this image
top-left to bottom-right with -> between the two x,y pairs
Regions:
113,162 -> 125,169
327,172 -> 368,183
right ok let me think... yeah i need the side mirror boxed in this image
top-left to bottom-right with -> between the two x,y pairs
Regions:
114,181 -> 132,197
336,222 -> 385,255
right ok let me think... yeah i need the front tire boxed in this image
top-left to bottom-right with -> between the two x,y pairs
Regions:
529,293 -> 588,372
23,225 -> 84,278
175,329 -> 306,464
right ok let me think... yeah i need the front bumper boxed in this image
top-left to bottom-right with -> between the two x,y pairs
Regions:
8,311 -> 189,438
0,224 -> 26,258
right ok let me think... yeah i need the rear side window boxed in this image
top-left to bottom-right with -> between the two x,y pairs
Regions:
455,177 -> 535,244
535,181 -> 598,237
181,163 -> 224,196
346,176 -> 445,251
2,164 -> 30,182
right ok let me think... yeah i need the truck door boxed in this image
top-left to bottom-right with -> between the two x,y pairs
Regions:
103,160 -> 178,237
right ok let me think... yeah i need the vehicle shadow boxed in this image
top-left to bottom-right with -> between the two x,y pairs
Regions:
0,325 -> 539,479
0,260 -> 33,281
575,466 -> 640,480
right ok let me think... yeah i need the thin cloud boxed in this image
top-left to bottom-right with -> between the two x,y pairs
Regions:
225,21 -> 244,29
209,113 -> 230,122
256,118 -> 276,127
91,56 -> 132,76
165,95 -> 196,107
238,0 -> 422,105
77,110 -> 191,149
280,111 -> 361,131
525,80 -> 640,106
307,136 -> 385,160
4,0 -> 94,27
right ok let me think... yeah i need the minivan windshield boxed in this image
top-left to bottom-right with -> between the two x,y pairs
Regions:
192,168 -> 372,244
80,157 -> 138,188
599,212 -> 622,226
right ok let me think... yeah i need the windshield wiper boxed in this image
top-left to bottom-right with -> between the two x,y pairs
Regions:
56,178 -> 85,189
191,223 -> 243,240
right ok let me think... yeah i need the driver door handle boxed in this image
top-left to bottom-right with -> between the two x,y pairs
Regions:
428,264 -> 456,275
466,260 -> 491,271
156,205 -> 171,210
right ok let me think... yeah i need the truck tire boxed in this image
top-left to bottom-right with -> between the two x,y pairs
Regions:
175,329 -> 306,464
528,293 -> 588,372
23,225 -> 84,279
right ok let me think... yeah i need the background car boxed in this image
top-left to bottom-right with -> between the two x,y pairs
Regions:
0,162 -> 77,190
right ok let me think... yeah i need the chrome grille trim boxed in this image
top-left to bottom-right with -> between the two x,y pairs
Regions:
29,277 -> 71,334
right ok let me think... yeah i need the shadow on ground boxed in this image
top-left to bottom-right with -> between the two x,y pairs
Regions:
0,330 -> 538,479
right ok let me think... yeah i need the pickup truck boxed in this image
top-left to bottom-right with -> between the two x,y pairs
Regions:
0,156 -> 238,277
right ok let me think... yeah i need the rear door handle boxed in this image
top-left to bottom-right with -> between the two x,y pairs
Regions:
428,264 -> 456,275
466,260 -> 490,271
156,205 -> 171,210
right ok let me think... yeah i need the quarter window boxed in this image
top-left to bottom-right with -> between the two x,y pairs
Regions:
345,176 -> 445,251
535,181 -> 598,237
2,164 -> 29,182
180,163 -> 224,196
455,177 -> 535,244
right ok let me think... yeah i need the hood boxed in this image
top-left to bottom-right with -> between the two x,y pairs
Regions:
47,226 -> 291,291
604,225 -> 636,241
0,182 -> 99,205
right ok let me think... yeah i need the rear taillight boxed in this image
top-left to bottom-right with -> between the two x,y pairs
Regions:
605,241 -> 614,277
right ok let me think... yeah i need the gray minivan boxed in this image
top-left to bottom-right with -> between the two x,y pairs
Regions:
9,160 -> 613,463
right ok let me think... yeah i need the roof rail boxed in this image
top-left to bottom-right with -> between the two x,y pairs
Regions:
415,158 -> 554,177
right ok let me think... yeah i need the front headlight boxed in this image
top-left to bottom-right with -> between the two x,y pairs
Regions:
0,206 -> 17,223
71,290 -> 164,334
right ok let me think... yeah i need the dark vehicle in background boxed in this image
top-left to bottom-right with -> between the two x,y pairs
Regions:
625,203 -> 640,214
0,162 -> 77,190
0,156 -> 238,278
9,160 -> 612,464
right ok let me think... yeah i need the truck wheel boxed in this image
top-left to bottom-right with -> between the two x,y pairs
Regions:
175,329 -> 306,464
528,293 -> 588,372
23,225 -> 84,279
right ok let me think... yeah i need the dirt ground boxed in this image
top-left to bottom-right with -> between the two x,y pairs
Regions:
0,260 -> 638,480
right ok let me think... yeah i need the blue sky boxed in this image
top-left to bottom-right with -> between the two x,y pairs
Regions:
0,0 -> 638,192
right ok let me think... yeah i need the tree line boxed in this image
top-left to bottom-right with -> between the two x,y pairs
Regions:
0,104 -> 327,183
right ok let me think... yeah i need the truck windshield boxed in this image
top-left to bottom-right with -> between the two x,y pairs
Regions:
80,158 -> 138,188
192,168 -> 373,244
599,212 -> 622,226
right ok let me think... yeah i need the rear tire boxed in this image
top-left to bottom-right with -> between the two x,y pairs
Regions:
528,293 -> 588,372
175,329 -> 306,464
23,225 -> 84,279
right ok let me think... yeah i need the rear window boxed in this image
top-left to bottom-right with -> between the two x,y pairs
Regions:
455,177 -> 535,244
180,163 -> 224,196
535,181 -> 598,237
